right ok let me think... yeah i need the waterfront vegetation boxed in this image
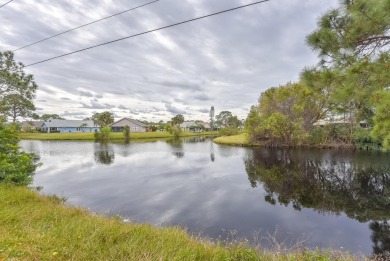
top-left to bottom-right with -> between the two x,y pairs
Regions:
245,0 -> 390,151
0,124 -> 39,185
18,131 -> 219,141
0,184 -> 364,261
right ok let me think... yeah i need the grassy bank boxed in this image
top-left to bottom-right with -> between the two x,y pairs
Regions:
213,134 -> 251,146
213,134 -> 358,150
18,131 -> 218,141
0,185 -> 364,260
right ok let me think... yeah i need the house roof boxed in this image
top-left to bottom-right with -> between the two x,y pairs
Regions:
42,120 -> 97,128
196,121 -> 211,129
21,121 -> 44,128
110,117 -> 148,128
180,121 -> 200,128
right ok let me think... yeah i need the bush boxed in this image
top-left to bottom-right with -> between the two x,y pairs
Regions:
0,124 -> 39,185
171,125 -> 182,138
123,125 -> 130,142
353,128 -> 382,151
94,126 -> 111,142
308,127 -> 327,145
165,124 -> 172,133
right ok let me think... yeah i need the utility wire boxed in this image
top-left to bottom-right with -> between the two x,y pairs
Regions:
23,0 -> 270,68
13,0 -> 159,51
0,0 -> 14,9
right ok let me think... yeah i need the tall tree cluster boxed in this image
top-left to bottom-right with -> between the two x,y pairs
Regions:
246,0 -> 390,149
246,82 -> 326,145
305,0 -> 390,148
215,111 -> 242,129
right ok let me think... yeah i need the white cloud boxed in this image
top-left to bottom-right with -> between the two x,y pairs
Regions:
0,0 -> 338,121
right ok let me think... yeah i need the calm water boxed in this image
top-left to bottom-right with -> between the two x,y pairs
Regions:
20,137 -> 390,257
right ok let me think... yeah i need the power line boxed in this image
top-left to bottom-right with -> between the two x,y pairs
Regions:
23,0 -> 270,68
0,0 -> 14,9
13,0 -> 159,51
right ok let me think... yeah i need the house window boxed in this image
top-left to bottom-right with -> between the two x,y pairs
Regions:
76,127 -> 81,131
50,127 -> 57,132
133,127 -> 138,131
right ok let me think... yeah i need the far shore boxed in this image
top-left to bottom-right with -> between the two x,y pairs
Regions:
213,134 -> 359,150
18,131 -> 219,141
213,133 -> 252,146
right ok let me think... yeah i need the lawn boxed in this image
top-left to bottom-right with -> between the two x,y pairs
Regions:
213,133 -> 251,146
18,131 -> 218,141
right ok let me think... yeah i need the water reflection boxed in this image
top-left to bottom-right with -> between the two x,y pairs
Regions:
166,138 -> 184,158
370,221 -> 390,258
244,148 -> 390,257
165,137 -> 212,159
94,142 -> 115,165
20,139 -> 387,256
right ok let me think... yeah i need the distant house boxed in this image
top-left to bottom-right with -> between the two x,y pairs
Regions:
180,121 -> 204,132
314,118 -> 368,128
41,119 -> 100,133
110,118 -> 149,132
20,121 -> 44,132
196,121 -> 211,131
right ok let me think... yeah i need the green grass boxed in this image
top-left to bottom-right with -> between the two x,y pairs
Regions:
213,133 -> 251,146
0,184 -> 364,260
18,131 -> 218,141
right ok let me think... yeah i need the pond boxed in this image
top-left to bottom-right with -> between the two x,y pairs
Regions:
20,137 -> 390,257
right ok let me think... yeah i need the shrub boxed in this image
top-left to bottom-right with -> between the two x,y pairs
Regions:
95,126 -> 111,142
353,128 -> 382,151
171,125 -> 182,138
123,125 -> 130,143
0,124 -> 39,185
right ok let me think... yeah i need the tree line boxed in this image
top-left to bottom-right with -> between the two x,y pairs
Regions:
245,0 -> 390,150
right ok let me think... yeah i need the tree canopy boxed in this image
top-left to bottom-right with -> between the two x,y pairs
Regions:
92,111 -> 114,127
0,123 -> 38,185
0,51 -> 38,122
306,0 -> 390,65
305,0 -> 390,149
215,111 -> 232,128
246,0 -> 390,150
171,114 -> 184,126
39,114 -> 65,121
246,82 -> 326,146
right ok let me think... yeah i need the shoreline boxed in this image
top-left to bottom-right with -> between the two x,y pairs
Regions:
213,134 -> 361,150
0,184 -> 363,260
18,131 -> 218,141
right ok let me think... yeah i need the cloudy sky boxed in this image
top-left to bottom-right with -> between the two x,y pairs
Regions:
0,0 -> 338,122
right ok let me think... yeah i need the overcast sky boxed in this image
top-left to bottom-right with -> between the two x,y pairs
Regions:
0,0 -> 338,122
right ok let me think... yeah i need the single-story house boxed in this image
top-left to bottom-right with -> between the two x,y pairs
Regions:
196,121 -> 211,131
180,121 -> 203,132
110,118 -> 149,132
41,119 -> 100,133
20,121 -> 44,132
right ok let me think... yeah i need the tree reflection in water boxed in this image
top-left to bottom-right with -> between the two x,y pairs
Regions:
166,138 -> 184,159
166,137 -> 209,159
94,142 -> 115,165
370,221 -> 390,259
244,148 -> 390,258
